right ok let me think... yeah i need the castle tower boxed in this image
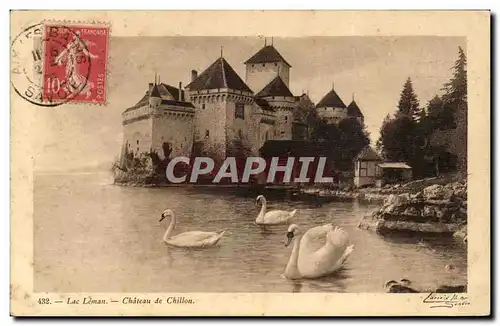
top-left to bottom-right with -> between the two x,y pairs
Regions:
255,75 -> 295,143
315,83 -> 347,124
149,82 -> 162,109
346,94 -> 365,125
122,77 -> 195,161
244,41 -> 291,94
184,54 -> 254,158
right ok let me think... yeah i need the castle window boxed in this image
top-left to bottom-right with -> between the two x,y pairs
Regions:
137,140 -> 139,145
274,63 -> 278,66
285,116 -> 288,123
235,103 -> 245,119
262,63 -> 265,67
252,64 -> 255,67
205,130 -> 210,138
202,103 -> 206,110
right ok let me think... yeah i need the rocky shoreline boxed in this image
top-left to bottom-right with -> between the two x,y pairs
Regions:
299,177 -> 468,239
358,180 -> 467,239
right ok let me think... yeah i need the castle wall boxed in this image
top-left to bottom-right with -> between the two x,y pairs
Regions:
245,62 -> 290,93
317,106 -> 348,124
265,96 -> 296,140
188,91 -> 228,157
122,106 -> 153,156
256,112 -> 277,152
225,96 -> 257,155
151,106 -> 195,159
187,89 -> 256,158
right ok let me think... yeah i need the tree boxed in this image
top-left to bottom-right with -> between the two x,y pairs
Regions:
442,46 -> 467,106
338,117 -> 370,169
439,46 -> 468,174
309,116 -> 370,172
426,95 -> 444,120
425,95 -> 456,131
376,114 -> 392,156
378,114 -> 415,162
397,77 -> 421,121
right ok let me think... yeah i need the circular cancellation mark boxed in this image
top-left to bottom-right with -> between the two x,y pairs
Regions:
11,23 -> 92,107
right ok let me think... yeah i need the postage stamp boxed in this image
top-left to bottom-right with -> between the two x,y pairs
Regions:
11,21 -> 108,106
9,10 -> 490,317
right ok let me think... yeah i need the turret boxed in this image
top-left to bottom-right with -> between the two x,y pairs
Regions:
315,83 -> 347,124
346,93 -> 365,125
149,82 -> 162,109
244,39 -> 291,93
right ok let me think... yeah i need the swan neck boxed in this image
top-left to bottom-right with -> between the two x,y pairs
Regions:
163,213 -> 176,242
257,197 -> 267,221
285,236 -> 302,279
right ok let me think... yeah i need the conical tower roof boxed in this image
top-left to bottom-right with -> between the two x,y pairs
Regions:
244,44 -> 291,67
255,76 -> 293,98
185,57 -> 252,93
150,83 -> 161,98
316,86 -> 346,109
347,99 -> 363,117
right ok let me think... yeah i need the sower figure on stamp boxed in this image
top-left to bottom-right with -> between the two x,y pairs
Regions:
54,31 -> 98,99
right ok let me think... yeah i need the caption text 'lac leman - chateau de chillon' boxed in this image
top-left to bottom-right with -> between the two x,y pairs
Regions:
119,40 -> 365,169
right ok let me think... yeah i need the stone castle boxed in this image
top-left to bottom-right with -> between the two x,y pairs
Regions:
121,41 -> 365,161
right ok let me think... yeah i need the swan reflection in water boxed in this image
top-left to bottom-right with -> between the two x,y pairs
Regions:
284,268 -> 349,293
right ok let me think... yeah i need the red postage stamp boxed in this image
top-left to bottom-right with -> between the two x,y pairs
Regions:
42,23 -> 109,104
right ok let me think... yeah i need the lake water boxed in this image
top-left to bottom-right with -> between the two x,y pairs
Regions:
34,172 -> 467,293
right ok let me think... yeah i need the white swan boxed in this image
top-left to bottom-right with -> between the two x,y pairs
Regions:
159,209 -> 227,248
283,223 -> 354,279
255,195 -> 297,225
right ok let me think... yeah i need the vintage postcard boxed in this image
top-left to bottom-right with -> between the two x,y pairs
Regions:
10,10 -> 490,316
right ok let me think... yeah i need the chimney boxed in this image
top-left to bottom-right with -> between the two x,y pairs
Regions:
179,81 -> 183,101
191,70 -> 198,82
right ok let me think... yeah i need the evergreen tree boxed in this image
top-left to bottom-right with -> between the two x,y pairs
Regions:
309,115 -> 370,172
426,95 -> 444,120
397,77 -> 421,121
338,117 -> 370,170
441,46 -> 468,173
442,46 -> 467,106
377,114 -> 416,163
376,114 -> 392,157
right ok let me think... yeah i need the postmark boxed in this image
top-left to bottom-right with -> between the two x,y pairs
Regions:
11,21 -> 109,106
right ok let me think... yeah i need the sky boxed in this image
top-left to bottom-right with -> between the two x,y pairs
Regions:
31,36 -> 465,172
